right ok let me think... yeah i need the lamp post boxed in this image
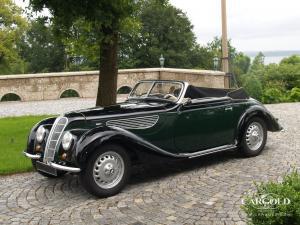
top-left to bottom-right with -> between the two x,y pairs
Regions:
221,0 -> 229,74
159,54 -> 165,68
213,56 -> 219,71
221,0 -> 230,88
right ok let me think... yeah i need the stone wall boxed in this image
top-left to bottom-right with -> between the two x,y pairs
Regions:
0,68 -> 227,102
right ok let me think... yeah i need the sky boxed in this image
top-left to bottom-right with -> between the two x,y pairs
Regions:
170,0 -> 300,52
15,0 -> 300,52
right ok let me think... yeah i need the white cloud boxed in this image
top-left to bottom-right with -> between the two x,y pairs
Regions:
170,0 -> 300,51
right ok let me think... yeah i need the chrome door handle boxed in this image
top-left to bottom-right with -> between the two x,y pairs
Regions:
225,106 -> 233,111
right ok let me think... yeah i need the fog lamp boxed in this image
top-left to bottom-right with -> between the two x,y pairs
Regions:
35,145 -> 42,152
61,153 -> 67,160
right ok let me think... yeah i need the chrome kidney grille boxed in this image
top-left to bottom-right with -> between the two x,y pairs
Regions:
106,115 -> 159,130
43,117 -> 68,162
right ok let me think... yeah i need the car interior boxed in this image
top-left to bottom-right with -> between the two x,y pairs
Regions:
183,85 -> 249,104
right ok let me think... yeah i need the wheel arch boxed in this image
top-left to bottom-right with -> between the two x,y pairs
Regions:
235,105 -> 278,144
88,138 -> 140,165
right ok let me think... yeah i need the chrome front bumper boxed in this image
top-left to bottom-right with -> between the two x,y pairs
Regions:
24,152 -> 41,159
49,162 -> 81,173
23,152 -> 81,173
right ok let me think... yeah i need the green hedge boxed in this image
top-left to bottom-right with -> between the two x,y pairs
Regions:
289,87 -> 300,102
242,77 -> 300,104
242,170 -> 300,225
240,54 -> 300,104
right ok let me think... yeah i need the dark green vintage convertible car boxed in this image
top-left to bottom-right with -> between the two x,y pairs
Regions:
24,80 -> 282,197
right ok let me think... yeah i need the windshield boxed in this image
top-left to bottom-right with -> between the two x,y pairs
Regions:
129,81 -> 183,102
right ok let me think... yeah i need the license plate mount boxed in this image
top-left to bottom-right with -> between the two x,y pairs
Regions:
36,161 -> 57,176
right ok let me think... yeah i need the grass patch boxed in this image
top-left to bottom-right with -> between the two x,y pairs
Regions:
0,115 -> 53,175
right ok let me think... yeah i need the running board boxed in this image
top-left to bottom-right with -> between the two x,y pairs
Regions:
179,144 -> 237,158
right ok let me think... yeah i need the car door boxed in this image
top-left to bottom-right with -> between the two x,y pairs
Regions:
173,97 -> 236,153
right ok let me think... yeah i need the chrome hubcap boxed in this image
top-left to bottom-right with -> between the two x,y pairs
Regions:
245,122 -> 264,151
93,151 -> 124,189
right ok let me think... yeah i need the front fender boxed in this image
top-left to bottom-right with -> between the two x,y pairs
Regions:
235,104 -> 282,143
25,117 -> 56,154
75,126 -> 178,167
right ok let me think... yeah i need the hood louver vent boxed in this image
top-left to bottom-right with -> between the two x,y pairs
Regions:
106,115 -> 159,130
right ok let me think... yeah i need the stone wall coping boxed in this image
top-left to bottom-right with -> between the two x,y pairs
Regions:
0,68 -> 225,80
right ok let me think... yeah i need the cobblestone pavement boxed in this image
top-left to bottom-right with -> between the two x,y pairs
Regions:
0,103 -> 299,225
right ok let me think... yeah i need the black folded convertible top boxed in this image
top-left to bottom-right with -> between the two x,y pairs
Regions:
184,85 -> 249,100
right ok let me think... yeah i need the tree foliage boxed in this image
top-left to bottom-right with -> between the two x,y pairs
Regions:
241,54 -> 300,103
29,0 -> 137,106
206,37 -> 251,78
248,52 -> 265,75
289,87 -> 300,102
0,0 -> 27,74
61,19 -> 100,71
59,0 -> 217,71
242,75 -> 263,101
280,55 -> 300,65
120,0 -> 197,68
18,18 -> 65,73
1,0 -> 251,78
46,0 -> 249,73
232,52 -> 251,79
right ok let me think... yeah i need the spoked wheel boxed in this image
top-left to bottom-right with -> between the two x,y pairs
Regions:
240,117 -> 267,157
80,144 -> 130,197
93,151 -> 125,189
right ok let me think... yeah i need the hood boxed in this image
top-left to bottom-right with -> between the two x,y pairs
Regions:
64,100 -> 173,120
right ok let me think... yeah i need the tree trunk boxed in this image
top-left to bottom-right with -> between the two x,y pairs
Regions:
96,31 -> 118,107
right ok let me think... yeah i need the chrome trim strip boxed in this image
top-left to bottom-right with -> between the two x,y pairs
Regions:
49,162 -> 81,172
127,80 -> 188,104
177,81 -> 189,104
111,127 -> 237,159
23,152 -> 41,159
179,144 -> 236,158
191,96 -> 231,104
87,104 -> 178,121
146,81 -> 156,96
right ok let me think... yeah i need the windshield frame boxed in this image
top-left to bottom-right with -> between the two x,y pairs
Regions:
127,80 -> 186,103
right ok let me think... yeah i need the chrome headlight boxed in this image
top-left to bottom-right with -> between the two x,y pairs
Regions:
36,126 -> 46,143
62,131 -> 74,150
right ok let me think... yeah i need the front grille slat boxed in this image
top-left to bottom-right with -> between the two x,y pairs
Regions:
51,133 -> 60,140
43,117 -> 68,162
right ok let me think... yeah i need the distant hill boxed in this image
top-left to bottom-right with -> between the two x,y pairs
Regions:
243,50 -> 300,64
244,50 -> 300,57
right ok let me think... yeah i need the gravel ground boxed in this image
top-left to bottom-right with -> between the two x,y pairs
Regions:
0,98 -> 126,117
0,102 -> 299,225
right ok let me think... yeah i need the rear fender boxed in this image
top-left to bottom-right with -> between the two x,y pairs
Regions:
235,105 -> 282,144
